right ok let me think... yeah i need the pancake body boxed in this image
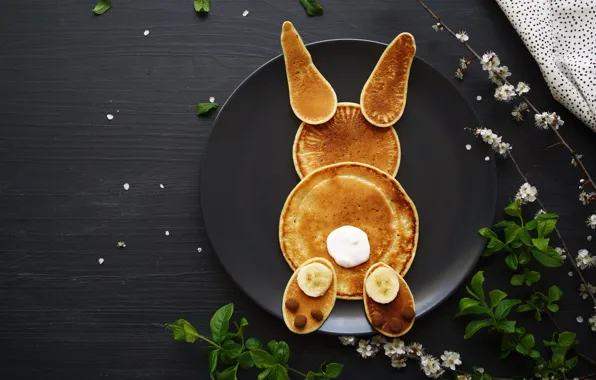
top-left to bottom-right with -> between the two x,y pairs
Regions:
293,102 -> 401,179
282,258 -> 337,334
279,162 -> 419,299
360,33 -> 416,127
281,21 -> 338,125
363,262 -> 416,337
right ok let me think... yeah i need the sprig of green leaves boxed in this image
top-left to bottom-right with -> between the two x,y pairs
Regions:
299,0 -> 324,17
517,286 -> 562,321
197,102 -> 218,115
93,0 -> 111,15
535,332 -> 578,378
167,304 -> 343,380
194,0 -> 211,13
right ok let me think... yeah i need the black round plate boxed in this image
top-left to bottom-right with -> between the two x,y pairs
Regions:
201,39 -> 497,335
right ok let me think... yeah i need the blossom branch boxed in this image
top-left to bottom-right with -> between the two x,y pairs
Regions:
416,0 -> 596,197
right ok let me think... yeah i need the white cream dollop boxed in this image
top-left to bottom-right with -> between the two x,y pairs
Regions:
326,226 -> 370,268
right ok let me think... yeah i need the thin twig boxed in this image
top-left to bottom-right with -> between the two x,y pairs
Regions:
416,0 -> 596,195
579,371 -> 596,380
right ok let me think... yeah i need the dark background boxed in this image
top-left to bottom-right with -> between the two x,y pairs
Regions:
1,0 -> 595,379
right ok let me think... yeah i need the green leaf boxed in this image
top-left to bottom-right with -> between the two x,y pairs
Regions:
504,200 -> 521,218
197,102 -> 218,115
266,340 -> 278,354
532,248 -> 563,267
494,220 -> 516,228
466,286 -> 480,300
537,219 -> 557,238
529,350 -> 541,359
238,351 -> 254,369
487,238 -> 506,252
470,271 -> 485,302
459,297 -> 481,311
520,334 -> 535,349
489,290 -> 507,308
166,319 -> 200,343
518,250 -> 532,264
524,270 -> 541,285
525,219 -> 538,230
464,319 -> 492,339
532,238 -> 550,252
208,350 -> 219,377
497,320 -> 516,333
299,0 -> 324,16
479,227 -> 498,239
270,364 -> 290,380
305,372 -> 322,380
273,341 -> 290,364
557,332 -> 576,347
504,225 -> 521,244
495,299 -> 522,320
210,304 -> 234,343
548,286 -> 563,302
250,349 -> 277,369
515,343 -> 530,355
235,318 -> 248,338
246,338 -> 262,350
510,240 -> 523,249
536,213 -> 558,220
510,274 -> 524,286
505,254 -> 518,270
216,365 -> 238,380
547,304 -> 558,312
455,305 -> 491,316
517,304 -> 533,313
258,368 -> 272,380
221,341 -> 242,362
565,356 -> 578,369
518,229 -> 532,246
194,0 -> 211,13
324,363 -> 343,378
93,0 -> 111,15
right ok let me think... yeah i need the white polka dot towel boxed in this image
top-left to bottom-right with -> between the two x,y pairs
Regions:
496,0 -> 596,132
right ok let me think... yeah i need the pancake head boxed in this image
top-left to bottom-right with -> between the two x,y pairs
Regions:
293,102 -> 401,179
279,162 -> 419,299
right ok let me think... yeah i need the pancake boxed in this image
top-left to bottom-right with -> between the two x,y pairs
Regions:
282,257 -> 337,334
363,262 -> 416,337
293,102 -> 401,179
281,21 -> 338,125
360,33 -> 416,127
279,162 -> 419,299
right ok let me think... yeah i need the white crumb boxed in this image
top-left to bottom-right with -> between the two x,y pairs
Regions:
159,184 -> 164,189
123,183 -> 130,191
197,247 -> 203,253
144,30 -> 150,36
209,97 -> 215,103
576,316 -> 583,323
242,10 -> 249,17
568,271 -> 573,276
98,258 -> 104,265
484,156 -> 490,161
587,235 -> 592,241
465,144 -> 471,150
476,96 -> 482,101
165,230 -> 169,236
106,114 -> 114,120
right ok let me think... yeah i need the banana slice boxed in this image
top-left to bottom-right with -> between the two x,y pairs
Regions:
281,21 -> 338,125
297,262 -> 333,297
365,266 -> 400,304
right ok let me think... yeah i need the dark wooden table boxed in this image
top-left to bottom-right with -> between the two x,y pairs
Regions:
1,0 -> 595,378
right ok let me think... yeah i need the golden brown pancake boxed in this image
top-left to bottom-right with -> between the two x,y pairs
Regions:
281,21 -> 338,125
293,102 -> 401,179
363,262 -> 416,337
282,258 -> 337,334
360,33 -> 416,127
279,162 -> 419,299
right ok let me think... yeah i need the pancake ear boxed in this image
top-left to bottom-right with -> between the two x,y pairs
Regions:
360,33 -> 416,127
281,21 -> 338,125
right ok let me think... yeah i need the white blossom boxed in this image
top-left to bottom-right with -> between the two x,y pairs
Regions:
535,209 -> 546,218
579,283 -> 596,300
475,128 -> 512,156
455,69 -> 464,80
534,112 -> 564,130
588,214 -> 596,229
406,342 -> 424,356
459,58 -> 468,69
420,355 -> 444,378
338,336 -> 356,346
356,339 -> 377,358
515,81 -> 530,95
494,83 -> 516,102
579,191 -> 596,205
383,338 -> 406,357
515,182 -> 538,204
432,23 -> 444,31
496,142 -> 512,156
391,356 -> 407,368
455,31 -> 469,42
589,313 -> 596,331
488,65 -> 511,85
440,351 -> 462,370
571,154 -> 583,167
511,102 -> 528,121
576,249 -> 595,270
555,247 -> 567,261
480,52 -> 500,71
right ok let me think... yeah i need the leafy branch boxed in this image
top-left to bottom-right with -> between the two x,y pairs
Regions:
167,304 -> 343,380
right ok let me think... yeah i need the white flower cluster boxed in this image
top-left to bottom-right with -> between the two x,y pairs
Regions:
515,182 -> 538,204
579,191 -> 596,206
340,337 -> 461,378
494,83 -> 516,102
475,128 -> 512,156
576,249 -> 596,270
555,247 -> 567,261
455,31 -> 469,43
534,112 -> 564,130
511,102 -> 529,121
579,283 -> 596,300
588,214 -> 596,229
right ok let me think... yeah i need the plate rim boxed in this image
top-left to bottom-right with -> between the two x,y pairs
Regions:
200,37 -> 498,334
